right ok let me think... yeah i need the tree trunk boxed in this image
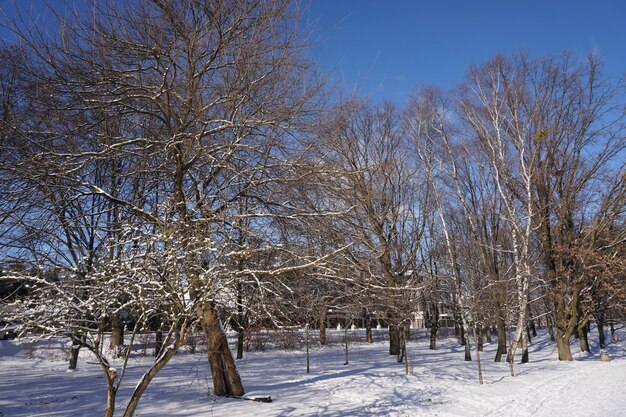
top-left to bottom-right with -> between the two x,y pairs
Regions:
122,332 -> 187,417
547,314 -> 555,342
365,310 -> 373,344
610,322 -> 617,343
68,339 -> 80,371
402,333 -> 409,374
105,367 -> 117,417
464,325 -> 472,361
553,283 -> 579,360
472,325 -> 484,385
200,303 -> 245,397
319,306 -> 327,346
110,312 -> 125,356
154,330 -> 163,357
495,306 -> 507,362
235,280 -> 245,360
343,320 -> 349,365
485,324 -> 492,344
429,303 -> 439,350
555,328 -> 573,361
597,319 -> 606,349
527,303 -> 537,337
389,324 -> 402,356
476,324 -> 483,352
398,326 -> 410,364
521,334 -> 529,363
506,281 -> 529,370
458,320 -> 466,346
578,319 -> 590,353
305,323 -> 310,373
236,328 -> 244,360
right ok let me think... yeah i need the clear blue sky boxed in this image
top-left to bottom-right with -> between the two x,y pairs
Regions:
1,1 -> 624,104
306,0 -> 626,103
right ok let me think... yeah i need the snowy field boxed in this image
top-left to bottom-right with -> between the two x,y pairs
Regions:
1,327 -> 625,417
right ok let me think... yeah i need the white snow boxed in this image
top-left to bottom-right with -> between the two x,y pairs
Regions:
1,328 -> 625,416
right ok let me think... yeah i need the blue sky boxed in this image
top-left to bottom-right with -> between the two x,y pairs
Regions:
306,0 -> 626,103
1,1 -> 624,104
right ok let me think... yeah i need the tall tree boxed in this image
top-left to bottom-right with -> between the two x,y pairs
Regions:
1,0 -> 328,405
315,99 -> 429,357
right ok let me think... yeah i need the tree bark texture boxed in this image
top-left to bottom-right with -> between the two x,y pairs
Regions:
389,324 -> 402,356
109,313 -> 125,355
200,303 -> 245,397
104,367 -> 117,417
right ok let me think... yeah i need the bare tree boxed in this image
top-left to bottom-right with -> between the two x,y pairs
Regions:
462,53 -> 625,361
1,0 -> 331,408
314,99 -> 429,358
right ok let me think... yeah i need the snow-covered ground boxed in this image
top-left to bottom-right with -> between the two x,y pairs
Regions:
1,327 -> 625,416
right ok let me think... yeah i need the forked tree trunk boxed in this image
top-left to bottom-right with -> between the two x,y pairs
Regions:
200,303 -> 245,397
506,330 -> 528,366
507,321 -> 529,377
553,292 -> 575,361
122,332 -> 188,417
553,284 -> 579,361
555,327 -> 573,361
